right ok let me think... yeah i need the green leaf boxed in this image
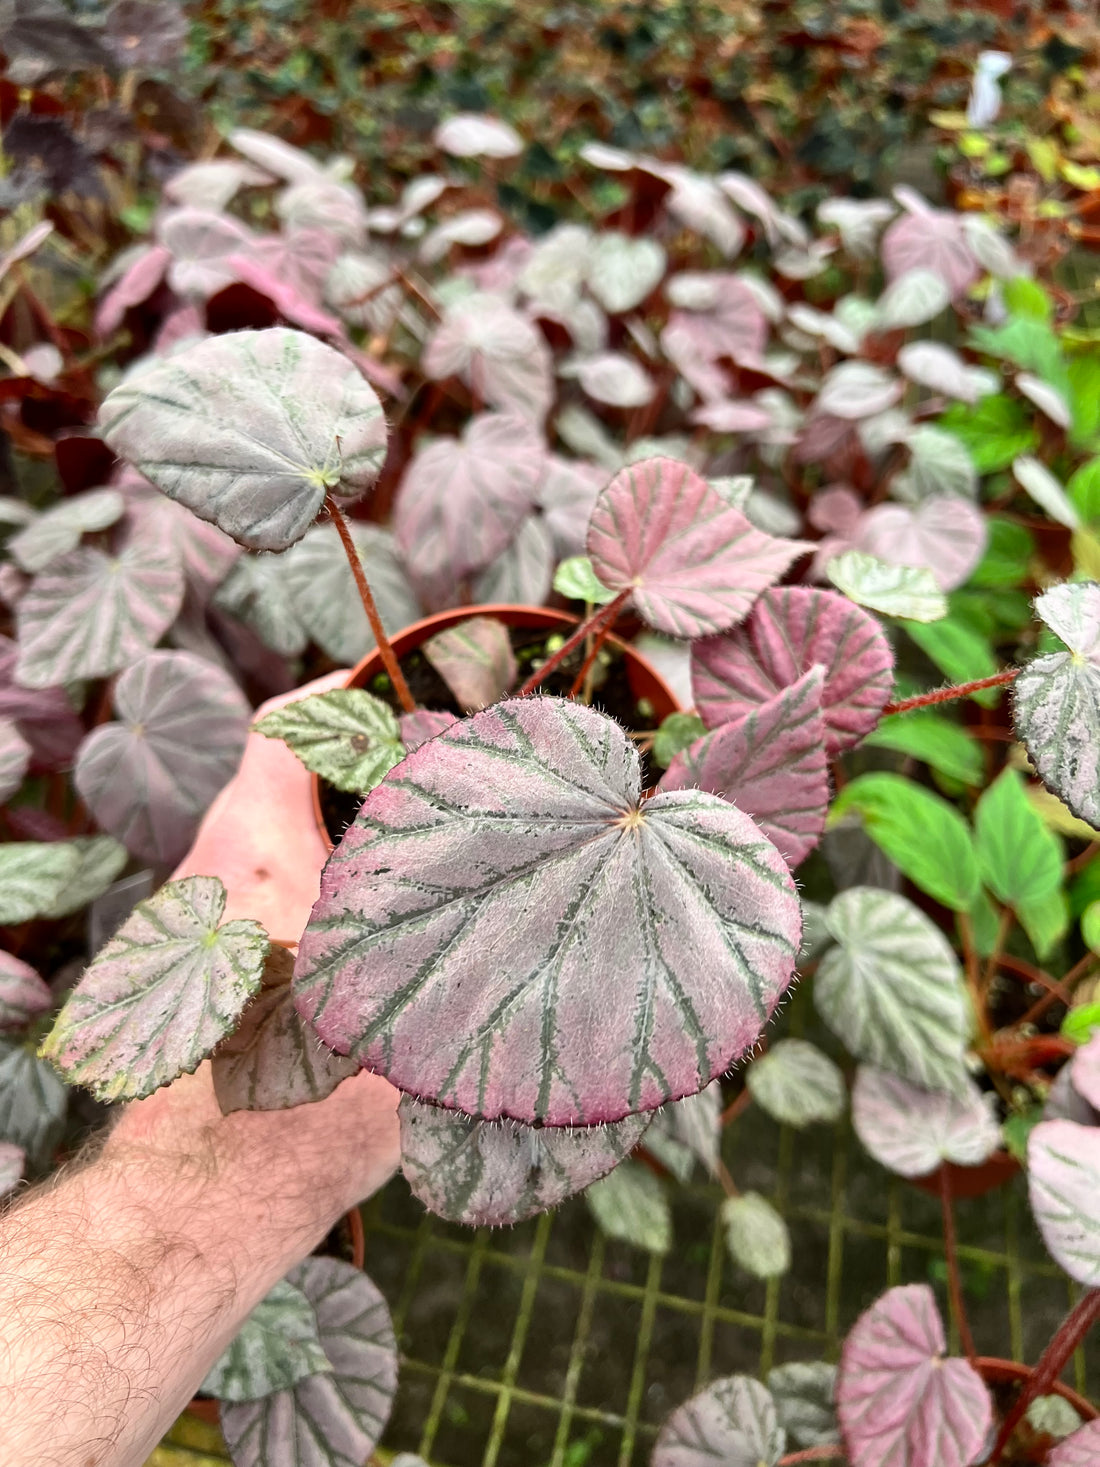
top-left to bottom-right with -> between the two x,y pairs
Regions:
938,395 -> 1039,473
861,712 -> 984,786
721,1192 -> 790,1279
826,551 -> 947,623
201,1278 -> 331,1402
37,836 -> 128,920
0,843 -> 82,925
1083,902 -> 1100,955
1002,277 -> 1053,323
1068,459 -> 1100,527
969,318 -> 1069,396
1062,1003 -> 1100,1044
1067,354 -> 1100,447
968,517 -> 1036,589
585,1160 -> 670,1254
975,770 -> 1064,911
0,1042 -> 67,1168
1017,887 -> 1069,960
830,773 -> 979,911
905,612 -> 1002,707
745,1039 -> 846,1128
766,1362 -> 839,1451
254,688 -> 404,795
968,888 -> 1002,958
651,712 -> 707,769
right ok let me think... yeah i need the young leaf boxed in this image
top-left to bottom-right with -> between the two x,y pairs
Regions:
830,773 -> 979,912
586,233 -> 666,314
1070,1034 -> 1100,1112
586,458 -> 810,639
0,1140 -> 24,1197
202,1278 -> 331,1402
0,1043 -> 67,1168
721,1192 -> 791,1279
826,550 -> 948,623
1013,583 -> 1100,828
1050,1420 -> 1100,1465
13,533 -> 184,690
852,1066 -> 1000,1177
816,888 -> 972,1094
294,698 -> 801,1125
40,876 -> 268,1103
399,709 -> 458,751
74,651 -> 250,865
585,1160 -> 670,1254
423,294 -> 553,424
861,712 -> 983,787
399,1099 -> 649,1227
692,586 -> 893,756
552,554 -> 616,606
1027,1395 -> 1082,1442
745,1039 -> 846,1128
653,1376 -> 785,1467
38,835 -> 128,920
423,616 -> 517,713
283,521 -> 419,665
220,1257 -> 397,1466
1027,1119 -> 1100,1285
254,689 -> 404,796
766,1363 -> 839,1450
99,329 -> 387,552
8,488 -> 125,574
659,667 -> 829,866
975,769 -> 1063,911
0,952 -> 52,1031
857,498 -> 988,592
651,712 -> 707,769
837,1284 -> 992,1467
0,843 -> 83,925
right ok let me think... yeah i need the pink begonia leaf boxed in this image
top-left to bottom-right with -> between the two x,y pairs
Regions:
1028,1118 -> 1100,1285
691,400 -> 774,433
571,351 -> 655,409
74,650 -> 249,865
423,616 -> 517,713
399,1098 -> 650,1226
0,717 -> 30,804
472,515 -> 555,608
809,485 -> 863,535
220,1257 -> 397,1467
1070,1033 -> 1100,1112
660,667 -> 829,866
153,303 -> 205,354
856,497 -> 988,592
1050,1420 -> 1100,1466
0,950 -> 52,1031
399,709 -> 458,751
423,293 -> 553,423
294,698 -> 800,1125
40,875 -> 268,1103
223,252 -> 346,339
394,413 -> 544,584
158,208 -> 255,299
586,458 -> 811,639
837,1283 -> 993,1467
0,1140 -> 24,1197
228,128 -> 327,185
251,229 -> 342,301
662,171 -> 746,258
283,521 -> 418,666
881,208 -> 980,300
692,587 -> 894,756
814,362 -> 904,421
897,342 -> 998,404
700,277 -> 770,360
0,636 -> 83,770
793,414 -> 860,465
653,1375 -> 785,1467
537,456 -> 605,559
852,1066 -> 1000,1179
96,244 -> 171,337
661,314 -> 732,403
164,158 -> 273,212
274,179 -> 367,248
119,471 -> 239,600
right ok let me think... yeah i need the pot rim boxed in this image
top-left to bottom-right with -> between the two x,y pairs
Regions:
975,1354 -> 1098,1421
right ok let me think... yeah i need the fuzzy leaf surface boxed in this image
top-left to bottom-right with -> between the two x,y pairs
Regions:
722,1192 -> 791,1279
294,698 -> 800,1125
99,328 -> 387,552
202,1279 -> 331,1401
398,709 -> 458,751
653,1375 -> 784,1467
0,843 -> 82,925
826,550 -> 948,623
586,458 -> 809,639
746,1038 -> 846,1128
0,1043 -> 67,1167
1028,1119 -> 1100,1285
585,1159 -> 670,1254
255,689 -> 403,796
1050,1421 -> 1100,1465
40,876 -> 268,1103
767,1363 -> 839,1450
0,952 -> 51,1032
282,521 -> 418,666
423,617 -> 517,713
852,1067 -> 1000,1178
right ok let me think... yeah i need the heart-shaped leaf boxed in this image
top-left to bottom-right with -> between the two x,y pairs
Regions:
586,232 -> 666,314
975,768 -> 1063,912
1050,1420 -> 1100,1465
652,712 -> 707,769
399,709 -> 458,751
1027,1119 -> 1100,1286
852,1066 -> 1000,1178
38,835 -> 128,920
722,1192 -> 791,1279
0,636 -> 83,770
659,667 -> 829,866
423,616 -> 517,713
837,1284 -> 992,1467
897,343 -> 998,406
0,952 -> 52,1031
874,269 -> 952,330
857,498 -> 987,593
40,876 -> 268,1103
99,329 -> 388,552
537,457 -> 605,560
0,718 -> 29,803
826,550 -> 948,623
0,843 -> 83,925
882,206 -> 980,299
586,458 -> 810,639
816,888 -> 971,1095
294,698 -> 800,1125
585,1159 -> 671,1253
213,946 -> 357,1114
394,413 -> 544,586
746,1038 -> 846,1128
8,488 -> 125,573
570,351 -> 655,408
767,1363 -> 839,1451
434,113 -> 523,158
1012,456 -> 1080,531
399,1098 -> 650,1227
420,209 -> 503,264
202,1278 -> 331,1402
653,1376 -> 785,1467
14,530 -> 184,690
254,688 -> 403,795
158,207 -> 254,297
473,516 -> 555,608
553,555 -> 616,607
691,586 -> 894,756
220,1257 -> 398,1466
214,552 -> 308,657
423,295 -> 553,423
814,363 -> 903,421
74,651 -> 250,865
0,1042 -> 67,1168
0,1140 -> 24,1197
1013,583 -> 1100,828
898,426 -> 980,501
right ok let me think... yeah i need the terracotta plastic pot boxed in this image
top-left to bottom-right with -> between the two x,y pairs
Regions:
911,1149 -> 1021,1201
976,1355 -> 1097,1423
311,602 -> 682,850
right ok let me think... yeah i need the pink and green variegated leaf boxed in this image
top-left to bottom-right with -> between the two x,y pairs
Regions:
653,1375 -> 785,1467
0,951 -> 52,1031
691,587 -> 894,756
74,651 -> 249,865
852,1066 -> 1000,1179
586,458 -> 811,639
399,709 -> 458,751
659,667 -> 829,866
40,876 -> 268,1103
881,207 -> 979,300
1050,1420 -> 1100,1465
294,698 -> 800,1126
0,1140 -> 24,1197
96,243 -> 171,336
394,413 -> 544,585
1027,1118 -> 1100,1286
220,1257 -> 397,1467
472,516 -> 554,608
856,498 -> 988,593
0,717 -> 30,803
837,1284 -> 992,1467
537,455 -> 605,559
1013,583 -> 1100,829
8,488 -> 125,574
399,1098 -> 650,1226
283,522 -> 419,667
212,945 -> 358,1114
99,329 -> 387,553
423,293 -> 553,424
423,616 -> 517,713
13,527 -> 184,690
202,1277 -> 331,1402
0,635 -> 83,770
